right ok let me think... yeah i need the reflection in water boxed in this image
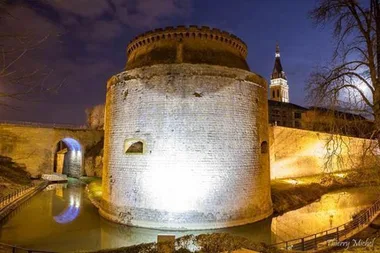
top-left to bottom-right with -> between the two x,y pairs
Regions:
45,183 -> 82,224
0,179 -> 378,252
53,195 -> 80,224
271,188 -> 380,242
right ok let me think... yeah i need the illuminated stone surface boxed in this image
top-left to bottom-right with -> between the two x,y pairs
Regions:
0,124 -> 103,177
100,26 -> 272,230
269,126 -> 380,179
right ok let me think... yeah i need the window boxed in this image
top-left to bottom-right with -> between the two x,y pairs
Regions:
261,141 -> 268,154
295,121 -> 301,128
294,112 -> 302,119
272,90 -> 275,98
124,139 -> 144,154
277,90 -> 280,98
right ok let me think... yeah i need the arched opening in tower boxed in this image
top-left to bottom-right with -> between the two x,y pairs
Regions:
54,138 -> 83,178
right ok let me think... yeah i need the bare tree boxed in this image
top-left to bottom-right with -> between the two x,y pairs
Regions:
85,104 -> 105,130
0,0 -> 64,109
307,0 -> 380,139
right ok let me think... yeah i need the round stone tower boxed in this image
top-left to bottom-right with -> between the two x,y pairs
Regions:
100,26 -> 272,230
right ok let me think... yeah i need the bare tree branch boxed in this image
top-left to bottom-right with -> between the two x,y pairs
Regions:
308,0 -> 380,132
0,2 -> 63,108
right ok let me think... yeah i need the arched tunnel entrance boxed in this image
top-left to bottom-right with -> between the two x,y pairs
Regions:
54,138 -> 83,178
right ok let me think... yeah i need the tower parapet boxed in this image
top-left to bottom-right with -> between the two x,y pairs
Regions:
126,25 -> 249,71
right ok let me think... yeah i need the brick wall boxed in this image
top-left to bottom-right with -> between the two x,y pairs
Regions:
269,126 -> 380,179
100,63 -> 273,229
0,124 -> 103,177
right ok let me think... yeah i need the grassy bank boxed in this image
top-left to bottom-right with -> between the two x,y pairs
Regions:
272,169 -> 380,215
0,155 -> 32,198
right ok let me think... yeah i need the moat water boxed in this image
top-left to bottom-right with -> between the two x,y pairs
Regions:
0,179 -> 379,252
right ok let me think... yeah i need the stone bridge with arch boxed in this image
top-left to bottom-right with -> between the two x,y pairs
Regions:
0,121 -> 104,178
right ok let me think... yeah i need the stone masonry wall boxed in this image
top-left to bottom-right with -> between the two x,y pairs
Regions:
269,126 -> 380,179
63,150 -> 82,178
0,124 -> 103,177
101,63 -> 272,230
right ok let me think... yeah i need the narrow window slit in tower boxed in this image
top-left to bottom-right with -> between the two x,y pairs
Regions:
261,141 -> 268,154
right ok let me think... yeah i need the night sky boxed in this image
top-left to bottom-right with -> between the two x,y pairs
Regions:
1,0 -> 335,125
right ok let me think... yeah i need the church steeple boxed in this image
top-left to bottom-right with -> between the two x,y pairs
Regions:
271,44 -> 287,80
269,43 -> 289,103
275,43 -> 280,57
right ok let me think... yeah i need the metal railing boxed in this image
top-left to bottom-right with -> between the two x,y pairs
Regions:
0,182 -> 51,252
0,186 -> 33,209
270,199 -> 380,251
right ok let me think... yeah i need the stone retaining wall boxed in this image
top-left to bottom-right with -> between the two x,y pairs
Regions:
270,126 -> 380,179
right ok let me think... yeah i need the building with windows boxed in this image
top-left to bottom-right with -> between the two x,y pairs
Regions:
268,100 -> 307,128
302,107 -> 374,138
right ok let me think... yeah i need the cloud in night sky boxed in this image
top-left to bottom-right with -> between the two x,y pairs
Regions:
47,0 -> 192,29
112,0 -> 192,28
0,0 -> 193,124
0,4 -> 64,102
0,0 -> 334,125
47,0 -> 112,18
